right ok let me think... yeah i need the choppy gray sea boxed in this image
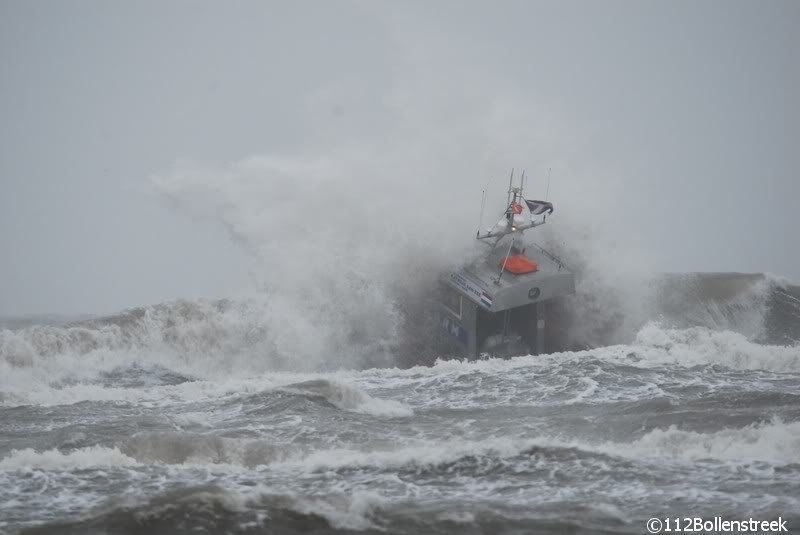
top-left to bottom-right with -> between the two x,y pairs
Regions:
1,278 -> 799,534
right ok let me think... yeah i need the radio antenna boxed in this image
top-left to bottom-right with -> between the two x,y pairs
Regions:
506,168 -> 514,207
545,168 -> 552,201
477,187 -> 487,237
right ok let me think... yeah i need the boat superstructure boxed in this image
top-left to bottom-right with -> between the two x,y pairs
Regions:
437,171 -> 575,358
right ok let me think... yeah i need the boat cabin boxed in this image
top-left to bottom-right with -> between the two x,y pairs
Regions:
436,172 -> 575,358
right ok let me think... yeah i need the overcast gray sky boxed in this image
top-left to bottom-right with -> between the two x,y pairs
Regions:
1,0 -> 798,315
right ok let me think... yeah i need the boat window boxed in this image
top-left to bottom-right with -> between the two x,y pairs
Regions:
442,286 -> 462,318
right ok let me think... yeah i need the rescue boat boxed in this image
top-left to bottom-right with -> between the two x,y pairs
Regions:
435,171 -> 575,358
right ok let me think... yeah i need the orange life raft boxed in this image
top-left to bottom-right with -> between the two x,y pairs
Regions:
498,255 -> 539,274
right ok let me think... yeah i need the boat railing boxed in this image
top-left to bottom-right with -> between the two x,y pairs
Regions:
530,242 -> 569,272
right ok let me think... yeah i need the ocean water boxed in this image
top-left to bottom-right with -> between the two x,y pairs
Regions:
1,280 -> 799,534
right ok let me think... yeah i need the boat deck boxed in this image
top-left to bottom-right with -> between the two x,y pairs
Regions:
453,240 -> 575,312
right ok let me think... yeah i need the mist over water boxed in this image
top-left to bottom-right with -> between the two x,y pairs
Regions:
4,96 -> 800,531
2,4 -> 799,532
2,157 -> 799,532
141,86 -> 650,371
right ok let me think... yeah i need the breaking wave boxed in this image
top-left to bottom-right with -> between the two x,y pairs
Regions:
550,271 -> 800,351
0,445 -> 137,471
3,155 -> 798,384
632,322 -> 800,372
290,420 -> 800,471
279,379 -> 413,417
1,276 -> 797,378
16,485 -> 386,534
0,299 -> 283,372
615,419 -> 800,464
4,418 -> 797,475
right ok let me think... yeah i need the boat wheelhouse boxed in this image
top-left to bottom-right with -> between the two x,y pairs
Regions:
437,171 -> 575,358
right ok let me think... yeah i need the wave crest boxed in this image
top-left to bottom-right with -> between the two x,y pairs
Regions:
634,323 -> 800,372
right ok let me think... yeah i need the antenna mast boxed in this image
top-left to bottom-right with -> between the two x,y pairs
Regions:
477,188 -> 487,237
545,168 -> 552,201
506,168 -> 514,207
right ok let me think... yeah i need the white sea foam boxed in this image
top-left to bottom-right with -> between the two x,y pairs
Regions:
280,378 -> 413,417
260,422 -> 799,477
0,299 -> 290,388
3,419 -> 797,477
633,323 -> 800,372
290,420 -> 800,472
134,486 -> 385,531
288,436 -> 529,473
1,300 -> 796,412
0,356 -> 414,421
607,419 -> 800,464
262,490 -> 386,530
0,446 -> 138,471
0,373 -> 267,407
